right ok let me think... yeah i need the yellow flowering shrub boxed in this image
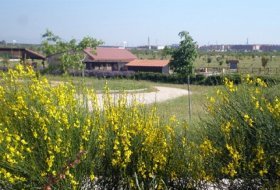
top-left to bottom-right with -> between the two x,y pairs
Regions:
1,66 -> 279,189
203,75 -> 280,188
0,66 -> 193,189
91,97 -> 179,188
0,65 -> 93,189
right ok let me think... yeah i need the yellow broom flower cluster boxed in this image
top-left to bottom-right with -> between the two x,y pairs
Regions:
0,66 -> 279,189
204,74 -> 280,186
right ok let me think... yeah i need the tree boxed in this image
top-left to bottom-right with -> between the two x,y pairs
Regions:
207,56 -> 212,63
41,30 -> 103,74
161,46 -> 173,59
261,56 -> 269,68
0,40 -> 6,46
169,31 -> 197,75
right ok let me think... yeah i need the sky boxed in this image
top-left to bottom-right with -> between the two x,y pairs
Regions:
1,0 -> 279,46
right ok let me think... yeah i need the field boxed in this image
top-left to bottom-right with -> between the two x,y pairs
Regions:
130,49 -> 280,75
195,53 -> 280,68
153,85 -> 217,123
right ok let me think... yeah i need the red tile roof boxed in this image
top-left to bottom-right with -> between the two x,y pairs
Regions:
84,47 -> 137,62
126,59 -> 169,67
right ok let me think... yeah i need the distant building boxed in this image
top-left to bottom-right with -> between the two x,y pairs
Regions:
253,45 -> 261,51
156,45 -> 165,50
260,45 -> 280,52
136,45 -> 166,50
229,45 -> 253,52
0,47 -> 45,64
199,44 -> 280,52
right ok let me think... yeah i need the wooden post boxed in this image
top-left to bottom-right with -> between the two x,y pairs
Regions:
187,75 -> 191,125
22,51 -> 26,65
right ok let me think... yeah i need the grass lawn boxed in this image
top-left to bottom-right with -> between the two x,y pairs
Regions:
151,85 -> 218,124
45,75 -> 155,92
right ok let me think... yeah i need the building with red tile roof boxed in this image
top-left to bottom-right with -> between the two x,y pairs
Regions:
83,47 -> 137,71
126,59 -> 170,74
47,47 -> 170,74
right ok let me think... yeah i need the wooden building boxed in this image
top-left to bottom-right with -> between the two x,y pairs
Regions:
126,59 -> 170,74
0,47 -> 45,63
83,47 -> 137,71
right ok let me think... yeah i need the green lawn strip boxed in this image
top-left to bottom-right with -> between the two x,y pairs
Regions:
45,75 -> 155,92
148,85 -> 219,123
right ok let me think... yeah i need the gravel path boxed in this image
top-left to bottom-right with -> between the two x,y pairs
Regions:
92,86 -> 191,109
50,81 -> 191,108
127,86 -> 191,104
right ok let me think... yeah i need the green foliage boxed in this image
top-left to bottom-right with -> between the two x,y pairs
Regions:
0,66 -> 95,189
133,72 -> 206,84
203,75 -> 223,85
41,29 -> 103,74
161,46 -> 173,59
207,56 -> 212,63
133,72 -> 246,86
203,74 -> 241,86
261,56 -> 269,68
170,31 -> 198,75
201,76 -> 280,188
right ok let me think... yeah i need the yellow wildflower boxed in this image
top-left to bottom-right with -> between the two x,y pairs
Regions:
243,114 -> 254,127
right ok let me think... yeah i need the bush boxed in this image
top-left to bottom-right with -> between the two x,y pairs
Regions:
0,66 -> 198,189
203,74 -> 242,86
133,72 -> 243,86
0,65 -> 95,189
203,75 -> 223,85
133,72 -> 206,84
201,76 -> 280,188
256,75 -> 280,86
194,74 -> 206,84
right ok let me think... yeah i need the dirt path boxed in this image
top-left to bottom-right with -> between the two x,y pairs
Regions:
127,86 -> 191,104
50,81 -> 191,107
92,86 -> 191,108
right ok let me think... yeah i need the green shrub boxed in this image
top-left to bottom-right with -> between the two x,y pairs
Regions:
0,66 -> 199,189
257,75 -> 280,86
201,76 -> 280,188
0,66 -> 94,189
133,72 -> 206,84
203,75 -> 223,85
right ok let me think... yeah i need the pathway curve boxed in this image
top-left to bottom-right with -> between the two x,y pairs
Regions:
93,86 -> 191,108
